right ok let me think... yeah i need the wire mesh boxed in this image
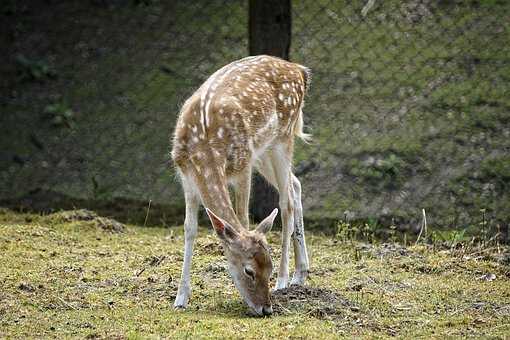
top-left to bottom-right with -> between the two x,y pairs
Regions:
1,0 -> 508,231
291,0 -> 509,229
1,0 -> 248,223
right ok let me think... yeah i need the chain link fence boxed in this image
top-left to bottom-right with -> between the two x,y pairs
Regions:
1,0 -> 509,233
291,0 -> 509,232
1,0 -> 248,223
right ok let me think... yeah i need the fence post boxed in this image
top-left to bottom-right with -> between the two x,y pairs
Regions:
248,0 -> 291,222
249,0 -> 291,59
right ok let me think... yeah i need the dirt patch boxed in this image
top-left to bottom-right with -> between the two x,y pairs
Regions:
204,262 -> 228,279
134,255 -> 167,277
359,243 -> 419,259
18,282 -> 36,292
127,276 -> 177,300
346,276 -> 412,293
400,0 -> 434,23
57,209 -> 100,222
53,209 -> 125,233
271,285 -> 358,319
75,275 -> 176,301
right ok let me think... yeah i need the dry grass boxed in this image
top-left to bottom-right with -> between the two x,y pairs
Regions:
0,208 -> 509,338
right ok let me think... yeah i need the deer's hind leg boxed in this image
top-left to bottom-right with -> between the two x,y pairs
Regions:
174,173 -> 200,309
256,150 -> 309,288
290,173 -> 309,285
256,145 -> 294,290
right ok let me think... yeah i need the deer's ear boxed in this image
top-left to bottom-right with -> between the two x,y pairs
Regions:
205,208 -> 239,243
255,208 -> 278,234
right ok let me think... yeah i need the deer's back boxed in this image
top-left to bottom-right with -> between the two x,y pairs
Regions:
172,55 -> 309,177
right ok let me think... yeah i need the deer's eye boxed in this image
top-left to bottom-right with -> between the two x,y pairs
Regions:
244,267 -> 255,279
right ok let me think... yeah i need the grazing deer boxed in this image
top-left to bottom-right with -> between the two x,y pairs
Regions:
171,55 -> 311,316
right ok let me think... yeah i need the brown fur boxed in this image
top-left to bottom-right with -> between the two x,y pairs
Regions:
172,55 -> 309,228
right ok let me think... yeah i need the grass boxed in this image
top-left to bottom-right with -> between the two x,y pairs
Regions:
1,208 -> 509,338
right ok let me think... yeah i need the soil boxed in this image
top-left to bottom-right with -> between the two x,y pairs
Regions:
271,285 -> 358,319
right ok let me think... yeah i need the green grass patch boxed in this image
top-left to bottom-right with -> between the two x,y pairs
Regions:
1,209 -> 509,338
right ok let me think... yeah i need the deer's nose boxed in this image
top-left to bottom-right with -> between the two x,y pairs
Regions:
262,304 -> 273,316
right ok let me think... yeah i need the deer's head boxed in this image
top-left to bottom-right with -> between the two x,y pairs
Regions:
206,208 -> 278,316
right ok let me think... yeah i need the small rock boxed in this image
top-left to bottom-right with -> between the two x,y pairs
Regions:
18,282 -> 35,292
478,273 -> 496,282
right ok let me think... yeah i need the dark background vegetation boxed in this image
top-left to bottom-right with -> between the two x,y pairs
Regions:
1,0 -> 509,239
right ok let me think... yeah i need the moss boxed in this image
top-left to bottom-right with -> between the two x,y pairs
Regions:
480,156 -> 510,182
347,153 -> 410,190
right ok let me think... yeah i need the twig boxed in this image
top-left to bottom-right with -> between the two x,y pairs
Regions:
135,255 -> 166,277
465,246 -> 501,257
415,209 -> 427,245
449,306 -> 470,316
481,208 -> 486,247
154,255 -> 166,266
135,267 -> 147,277
143,199 -> 152,227
361,0 -> 376,17
58,297 -> 77,310
274,303 -> 291,314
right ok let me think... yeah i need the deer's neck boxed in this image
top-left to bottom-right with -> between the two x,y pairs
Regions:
189,150 -> 242,231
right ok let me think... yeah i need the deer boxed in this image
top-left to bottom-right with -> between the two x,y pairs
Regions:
171,55 -> 311,316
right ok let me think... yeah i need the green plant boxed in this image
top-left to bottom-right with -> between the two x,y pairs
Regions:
43,102 -> 75,128
430,229 -> 469,248
336,221 -> 353,241
16,55 -> 56,81
388,223 -> 398,243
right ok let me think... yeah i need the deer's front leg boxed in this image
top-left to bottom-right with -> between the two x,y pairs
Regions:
174,187 -> 199,309
234,168 -> 251,228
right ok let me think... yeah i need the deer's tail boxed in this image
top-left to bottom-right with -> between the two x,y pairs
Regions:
295,66 -> 312,143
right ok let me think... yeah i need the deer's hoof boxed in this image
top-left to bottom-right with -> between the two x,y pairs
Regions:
273,278 -> 288,291
290,270 -> 308,286
173,295 -> 189,309
173,303 -> 187,310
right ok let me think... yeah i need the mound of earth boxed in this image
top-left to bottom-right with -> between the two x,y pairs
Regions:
53,209 -> 125,233
271,285 -> 358,319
